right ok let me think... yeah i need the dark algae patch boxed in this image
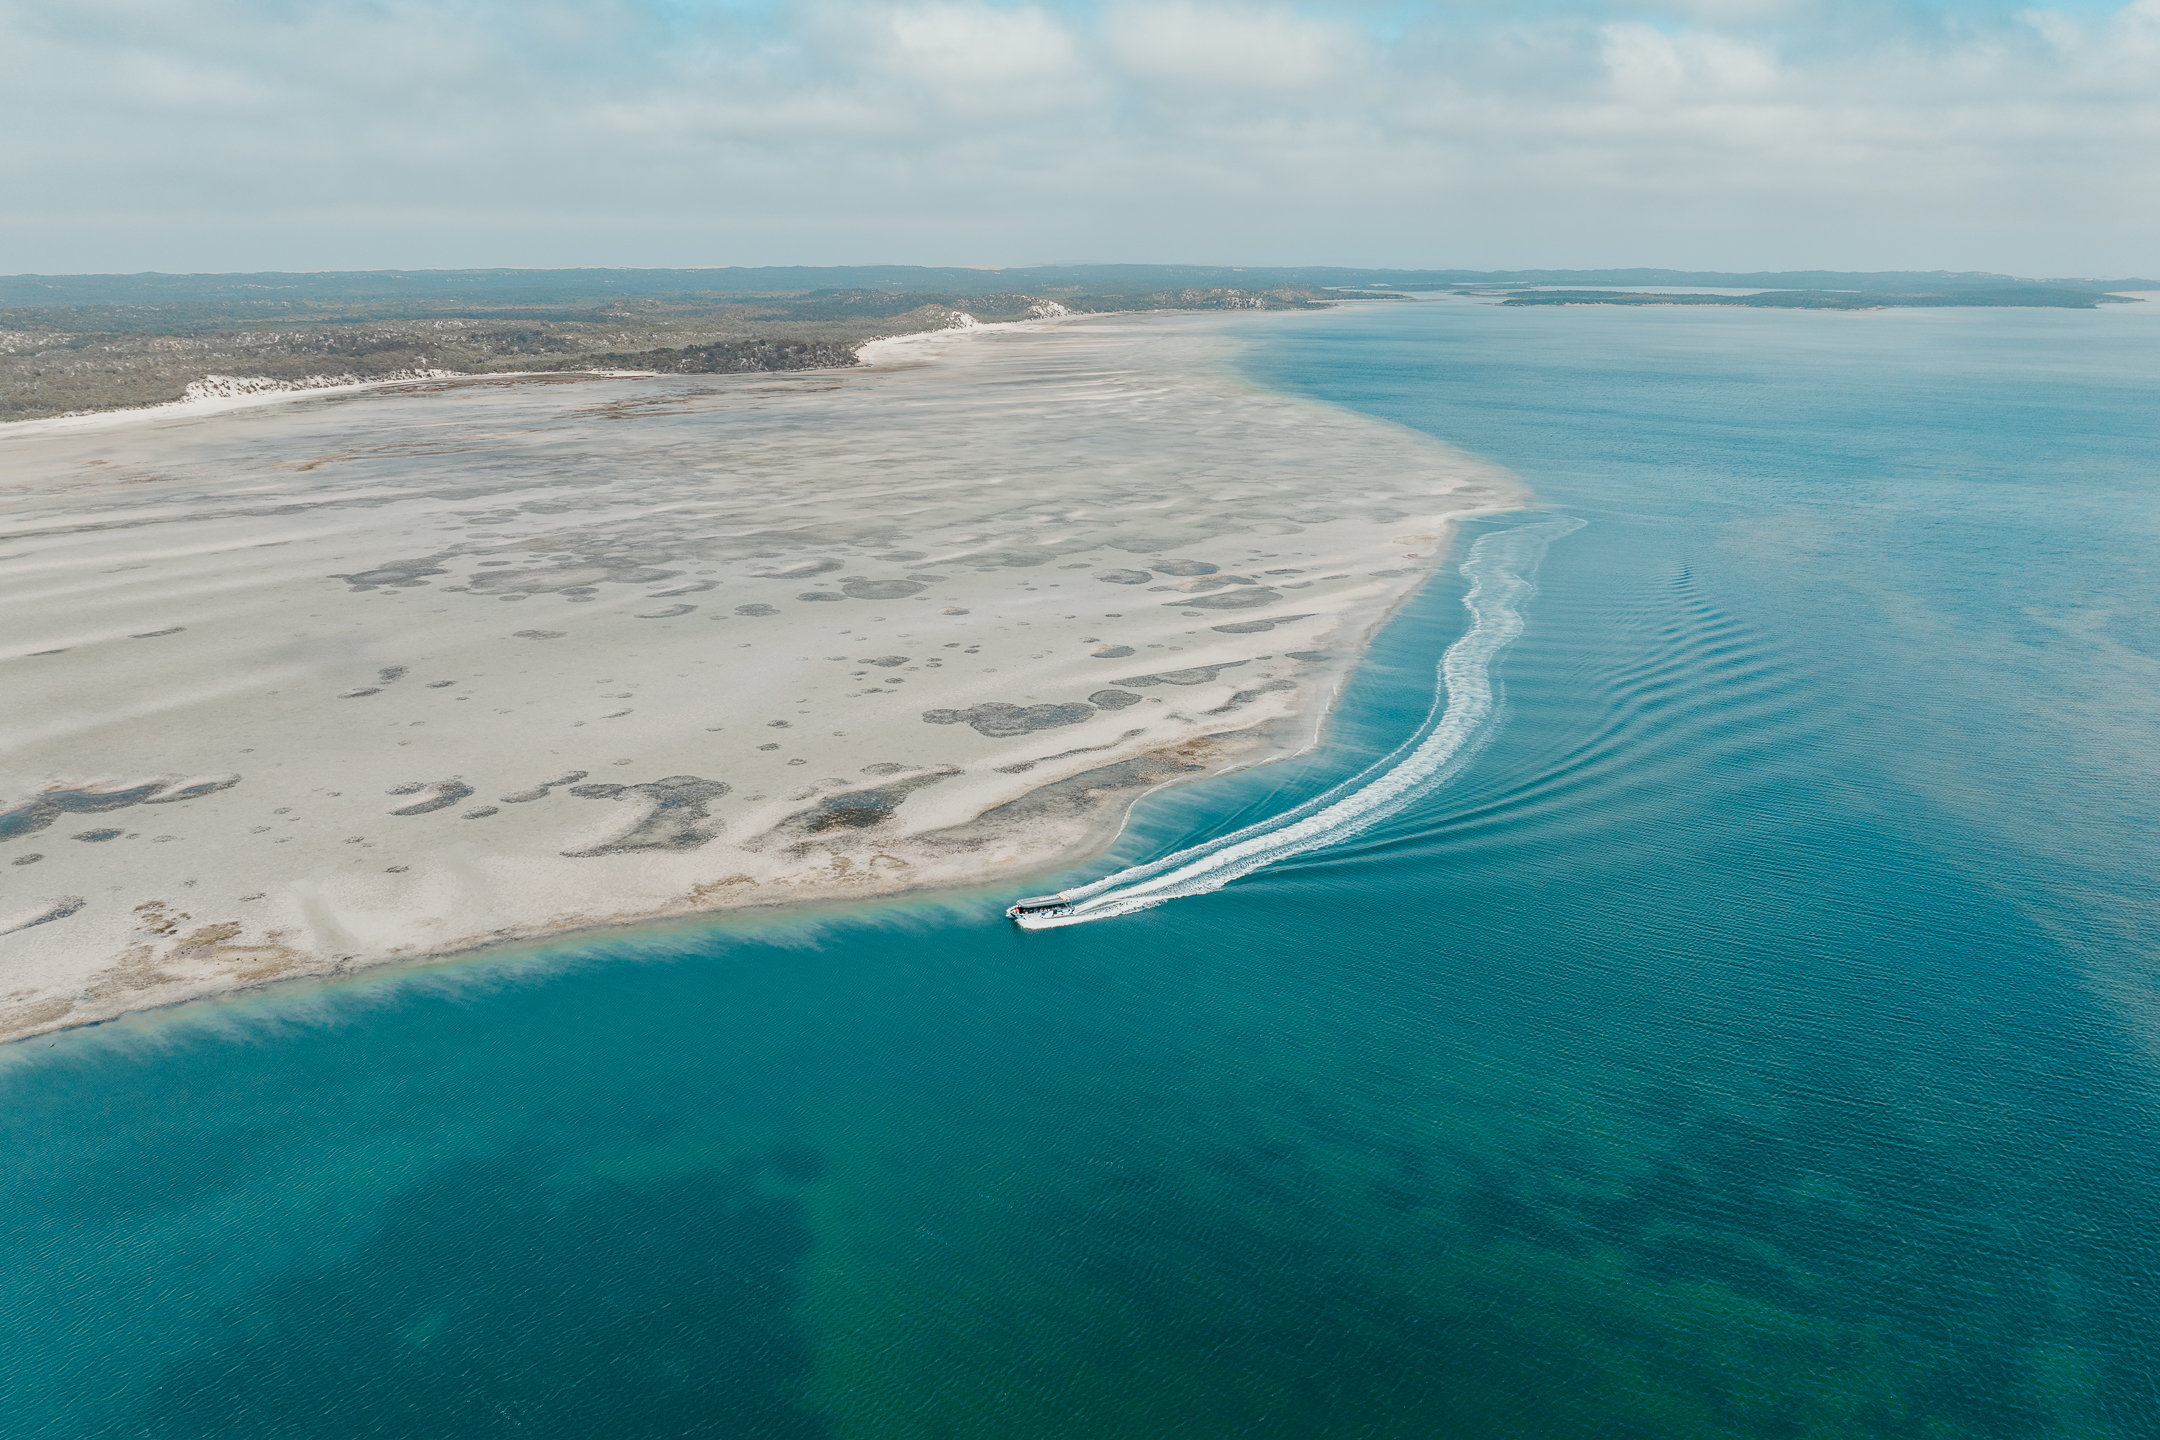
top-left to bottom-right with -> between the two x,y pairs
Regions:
0,776 -> 239,841
922,701 -> 1099,736
840,578 -> 924,600
500,770 -> 587,804
1210,612 -> 1316,634
385,780 -> 473,816
759,769 -> 960,848
564,776 -> 730,854
1174,588 -> 1282,610
1114,661 -> 1249,687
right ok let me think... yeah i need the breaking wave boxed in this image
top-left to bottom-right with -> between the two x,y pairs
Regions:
1027,515 -> 1584,927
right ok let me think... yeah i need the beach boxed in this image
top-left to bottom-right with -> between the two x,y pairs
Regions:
0,310 -> 1527,1044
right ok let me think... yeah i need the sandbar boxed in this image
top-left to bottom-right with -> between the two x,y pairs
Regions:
0,310 -> 1528,1043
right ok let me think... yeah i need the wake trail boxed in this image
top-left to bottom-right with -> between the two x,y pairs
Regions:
1023,515 -> 1584,928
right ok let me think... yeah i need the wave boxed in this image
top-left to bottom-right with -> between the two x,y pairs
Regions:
1020,514 -> 1585,927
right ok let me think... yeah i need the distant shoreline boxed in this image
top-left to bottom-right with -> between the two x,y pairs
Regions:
13,265 -> 2155,424
1497,286 -> 2145,311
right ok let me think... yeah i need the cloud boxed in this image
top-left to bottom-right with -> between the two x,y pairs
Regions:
870,2 -> 1098,113
0,0 -> 2153,274
1104,2 -> 1369,91
1598,22 -> 1778,103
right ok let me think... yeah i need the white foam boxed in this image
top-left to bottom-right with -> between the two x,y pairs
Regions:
1020,515 -> 1585,928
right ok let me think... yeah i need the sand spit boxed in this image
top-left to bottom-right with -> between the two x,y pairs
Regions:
3,366 -> 659,437
0,311 -> 1528,1043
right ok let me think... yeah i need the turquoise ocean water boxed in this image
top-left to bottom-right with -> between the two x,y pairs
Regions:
5,299 -> 2159,1437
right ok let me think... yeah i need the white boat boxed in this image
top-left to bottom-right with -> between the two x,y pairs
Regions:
1004,894 -> 1074,923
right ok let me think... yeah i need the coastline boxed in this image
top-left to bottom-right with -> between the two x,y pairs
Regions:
0,309 -> 1530,1045
0,366 -> 664,438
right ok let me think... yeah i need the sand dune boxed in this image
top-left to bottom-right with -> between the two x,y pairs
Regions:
0,311 -> 1527,1042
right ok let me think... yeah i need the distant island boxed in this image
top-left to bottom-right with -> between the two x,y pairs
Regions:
1496,284 -> 2145,310
4,265 -> 2153,421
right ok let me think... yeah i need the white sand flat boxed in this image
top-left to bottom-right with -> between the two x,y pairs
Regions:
0,310 -> 1527,1042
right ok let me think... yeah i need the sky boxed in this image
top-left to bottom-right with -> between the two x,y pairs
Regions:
2,0 -> 2156,277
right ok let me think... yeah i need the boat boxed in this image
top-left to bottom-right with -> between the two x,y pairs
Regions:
1005,894 -> 1074,922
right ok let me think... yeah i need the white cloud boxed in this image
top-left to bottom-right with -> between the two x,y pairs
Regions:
1599,23 -> 1778,103
1104,1 -> 1369,90
2020,8 -> 2087,51
884,3 -> 1081,82
0,0 -> 2153,274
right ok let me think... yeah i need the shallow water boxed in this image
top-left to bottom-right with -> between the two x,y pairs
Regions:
5,299 -> 2159,1438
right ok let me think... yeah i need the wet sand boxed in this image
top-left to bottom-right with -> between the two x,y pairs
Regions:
0,310 -> 1528,1043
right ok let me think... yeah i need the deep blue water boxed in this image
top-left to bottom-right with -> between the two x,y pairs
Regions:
6,299 -> 2159,1438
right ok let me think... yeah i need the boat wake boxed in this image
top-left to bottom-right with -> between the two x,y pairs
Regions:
1011,515 -> 1584,929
